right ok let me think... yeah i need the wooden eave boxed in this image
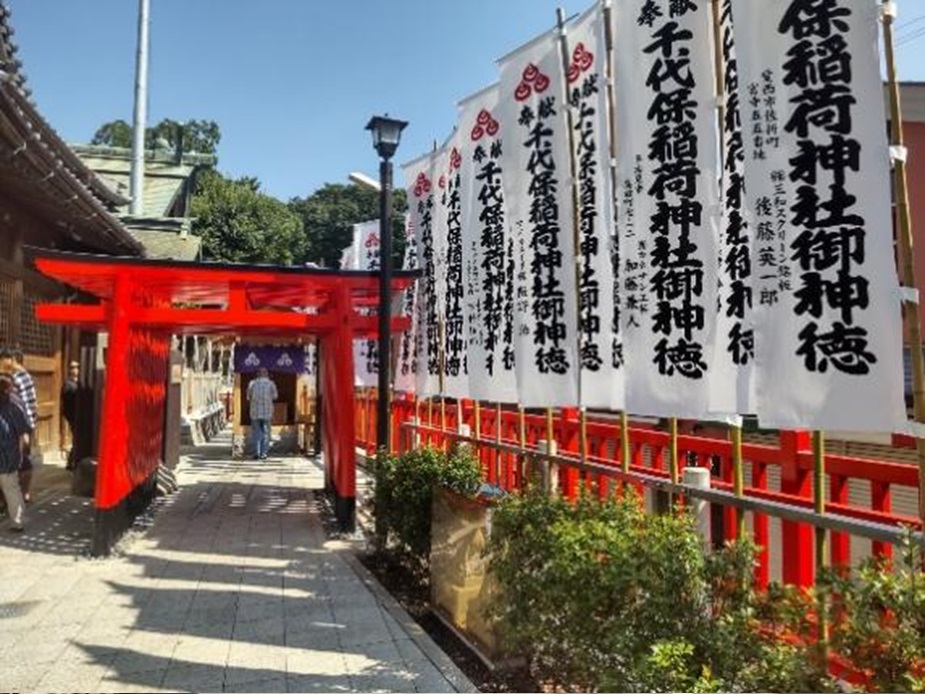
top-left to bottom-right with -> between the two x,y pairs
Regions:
0,80 -> 143,256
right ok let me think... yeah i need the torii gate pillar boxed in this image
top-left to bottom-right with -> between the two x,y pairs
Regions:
320,286 -> 358,531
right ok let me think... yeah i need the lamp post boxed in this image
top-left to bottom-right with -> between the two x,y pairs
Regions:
365,115 -> 408,459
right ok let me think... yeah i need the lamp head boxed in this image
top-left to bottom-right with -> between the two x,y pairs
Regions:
365,115 -> 408,160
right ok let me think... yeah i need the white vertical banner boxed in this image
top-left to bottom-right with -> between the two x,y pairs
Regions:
459,85 -> 519,404
498,28 -> 579,408
709,0 -> 755,416
348,220 -> 380,388
440,130 -> 470,400
394,214 -> 418,393
403,153 -> 442,397
612,0 -> 720,418
566,4 -> 623,410
731,0 -> 904,431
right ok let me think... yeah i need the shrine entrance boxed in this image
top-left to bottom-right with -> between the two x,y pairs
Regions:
31,250 -> 415,555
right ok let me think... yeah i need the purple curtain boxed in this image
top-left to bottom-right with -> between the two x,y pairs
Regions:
233,345 -> 310,374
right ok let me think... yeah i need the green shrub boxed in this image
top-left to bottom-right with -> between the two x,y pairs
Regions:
372,446 -> 482,569
486,486 -> 833,692
820,531 -> 925,693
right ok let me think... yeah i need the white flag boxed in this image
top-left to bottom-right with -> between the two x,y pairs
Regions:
498,28 -> 579,408
349,220 -> 381,388
732,0 -> 904,431
613,0 -> 720,418
403,153 -> 442,397
395,214 -> 418,393
438,129 -> 470,400
458,84 -> 519,404
567,5 -> 624,410
709,0 -> 756,417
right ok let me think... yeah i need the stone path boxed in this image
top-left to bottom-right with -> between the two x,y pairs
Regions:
0,435 -> 475,693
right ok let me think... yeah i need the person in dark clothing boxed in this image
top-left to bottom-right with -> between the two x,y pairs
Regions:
61,361 -> 79,471
0,348 -> 37,502
0,375 -> 31,531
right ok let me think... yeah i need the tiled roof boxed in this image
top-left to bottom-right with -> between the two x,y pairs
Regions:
0,0 -> 142,256
0,1 -> 28,95
129,227 -> 201,261
73,145 -> 215,218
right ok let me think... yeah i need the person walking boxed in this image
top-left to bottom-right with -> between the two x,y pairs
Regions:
246,367 -> 277,460
0,375 -> 31,532
61,360 -> 79,471
0,348 -> 37,502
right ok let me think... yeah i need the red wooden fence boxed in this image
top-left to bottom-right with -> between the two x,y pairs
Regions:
355,392 -> 921,589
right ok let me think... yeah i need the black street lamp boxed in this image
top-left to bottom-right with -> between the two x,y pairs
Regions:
365,115 -> 408,459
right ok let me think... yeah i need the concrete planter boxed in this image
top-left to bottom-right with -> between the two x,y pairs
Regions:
429,486 -> 500,660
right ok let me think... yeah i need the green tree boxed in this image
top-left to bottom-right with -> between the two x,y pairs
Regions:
90,120 -> 133,148
191,169 -> 306,265
91,118 -> 221,155
288,183 -> 407,269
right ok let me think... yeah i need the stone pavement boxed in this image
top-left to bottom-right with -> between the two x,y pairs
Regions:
0,434 -> 476,693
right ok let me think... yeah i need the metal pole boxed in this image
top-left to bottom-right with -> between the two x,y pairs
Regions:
883,2 -> 925,526
130,0 -> 150,216
376,158 -> 393,457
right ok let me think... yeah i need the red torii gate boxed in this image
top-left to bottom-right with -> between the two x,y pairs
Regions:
32,250 -> 415,555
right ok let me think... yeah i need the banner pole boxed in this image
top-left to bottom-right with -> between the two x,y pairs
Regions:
438,316 -> 447,440
620,411 -> 630,481
519,404 -> 528,486
669,417 -> 679,507
883,1 -> 925,526
731,424 -> 746,537
556,6 -> 587,469
602,0 -> 631,484
813,430 -> 829,658
711,0 -> 746,539
495,401 -> 503,484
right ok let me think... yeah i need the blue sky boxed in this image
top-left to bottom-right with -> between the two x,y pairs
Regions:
8,1 -> 925,202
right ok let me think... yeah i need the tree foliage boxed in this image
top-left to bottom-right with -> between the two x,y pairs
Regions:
91,118 -> 221,155
191,169 -> 306,265
289,183 -> 407,269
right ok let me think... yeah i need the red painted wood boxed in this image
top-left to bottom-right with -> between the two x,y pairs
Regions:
830,475 -> 850,568
752,461 -> 770,589
96,272 -> 134,509
871,481 -> 893,560
779,431 -> 814,587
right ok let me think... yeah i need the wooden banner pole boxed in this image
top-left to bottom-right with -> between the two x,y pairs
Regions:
602,0 -> 633,486
438,316 -> 447,439
669,416 -> 679,507
711,0 -> 747,537
813,430 -> 829,657
731,424 -> 746,537
883,1 -> 925,526
556,6 -> 587,470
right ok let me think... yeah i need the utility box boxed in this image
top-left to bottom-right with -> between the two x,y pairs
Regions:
430,486 -> 500,660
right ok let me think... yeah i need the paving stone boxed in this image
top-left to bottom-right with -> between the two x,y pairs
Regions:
286,648 -> 349,677
5,443 -> 475,694
224,676 -> 288,692
224,662 -> 288,687
349,669 -> 418,693
162,662 -> 225,691
288,672 -> 356,693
